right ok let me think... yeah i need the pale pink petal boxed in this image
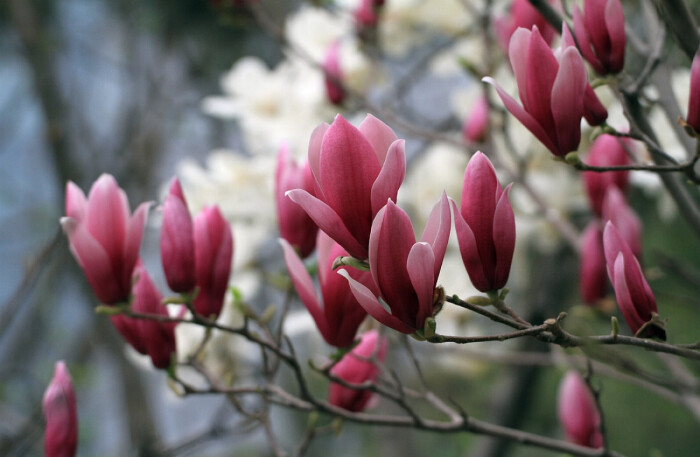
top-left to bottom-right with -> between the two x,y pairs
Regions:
508,27 -> 533,108
308,123 -> 329,189
65,181 -> 87,222
420,192 -> 451,278
358,114 -> 398,163
85,174 -> 128,266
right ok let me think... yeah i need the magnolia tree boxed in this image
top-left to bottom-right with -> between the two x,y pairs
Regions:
43,0 -> 700,455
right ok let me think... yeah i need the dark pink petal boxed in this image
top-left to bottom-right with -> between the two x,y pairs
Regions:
688,47 -> 700,131
492,184 -> 516,290
484,77 -> 558,153
316,230 -> 336,286
604,0 -> 626,73
420,192 -> 451,279
452,200 -> 490,292
280,238 -> 331,342
572,5 -> 604,74
621,251 -> 657,322
584,0 -> 612,65
368,205 -> 387,289
358,114 -> 398,164
161,179 -> 195,293
339,270 -> 415,334
323,41 -> 344,105
319,115 -> 381,247
286,189 -> 367,259
407,242 -> 435,329
558,371 -> 603,448
370,139 -> 406,215
43,361 -> 78,457
111,314 -> 146,354
579,222 -> 607,304
551,47 -> 587,155
524,27 -> 558,133
583,85 -> 608,127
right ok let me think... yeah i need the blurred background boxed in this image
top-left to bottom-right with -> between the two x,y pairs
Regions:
2,0 -> 700,456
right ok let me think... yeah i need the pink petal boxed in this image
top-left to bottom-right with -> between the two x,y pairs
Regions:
524,27 -> 559,133
484,77 -> 558,154
613,253 -> 645,333
407,242 -> 435,329
508,27 -> 533,109
573,5 -> 604,74
308,123 -> 330,191
286,189 -> 367,259
688,49 -> 700,131
124,202 -> 149,290
65,181 -> 87,222
86,175 -> 129,270
280,238 -> 331,342
316,230 -> 336,286
338,269 -> 415,334
420,191 -> 451,279
551,47 -> 586,155
43,361 -> 78,457
368,205 -> 387,289
358,114 -> 398,164
370,139 -> 406,215
604,0 -> 626,73
452,200 -> 490,292
492,184 -> 516,290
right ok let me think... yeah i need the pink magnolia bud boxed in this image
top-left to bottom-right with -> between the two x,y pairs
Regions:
43,361 -> 78,457
602,187 -> 641,258
287,114 -> 406,260
485,27 -> 589,157
686,46 -> 700,133
61,174 -> 149,305
583,134 -> 632,216
275,144 -> 318,258
354,0 -> 378,29
572,0 -> 626,75
340,194 -> 451,334
329,330 -> 387,412
557,371 -> 603,448
161,178 -> 196,293
494,0 -> 559,53
462,95 -> 490,143
579,222 -> 607,304
453,152 -> 515,292
111,263 -> 178,369
280,231 -> 371,348
603,222 -> 664,339
323,41 -> 345,105
193,206 -> 234,319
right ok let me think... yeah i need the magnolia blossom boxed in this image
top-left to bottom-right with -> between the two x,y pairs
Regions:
280,232 -> 372,348
193,206 -> 234,319
287,114 -> 406,259
112,263 -> 178,369
61,174 -> 149,305
603,222 -> 664,339
161,178 -> 196,293
686,45 -> 700,133
494,0 -> 559,52
557,371 -> 603,448
275,144 -> 318,258
583,134 -> 632,216
485,26 -> 588,157
340,194 -> 451,334
462,95 -> 490,143
329,330 -> 387,412
579,222 -> 607,304
453,152 -> 515,292
572,0 -> 626,75
43,361 -> 78,457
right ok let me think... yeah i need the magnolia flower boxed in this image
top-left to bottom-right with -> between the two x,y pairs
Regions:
686,45 -> 700,133
275,144 -> 318,258
111,263 -> 177,369
603,222 -> 664,339
61,174 -> 149,305
557,371 -> 603,448
287,114 -> 406,259
453,152 -> 515,292
161,178 -> 196,293
43,361 -> 78,457
579,221 -> 607,304
340,194 -> 451,334
494,0 -> 559,52
462,95 -> 490,143
280,231 -> 372,348
329,330 -> 387,412
572,0 -> 626,75
485,26 -> 588,157
583,134 -> 632,216
193,206 -> 234,319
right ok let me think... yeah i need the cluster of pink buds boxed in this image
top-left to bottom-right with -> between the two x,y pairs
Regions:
43,361 -> 78,457
161,178 -> 234,319
329,330 -> 387,412
557,371 -> 603,448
